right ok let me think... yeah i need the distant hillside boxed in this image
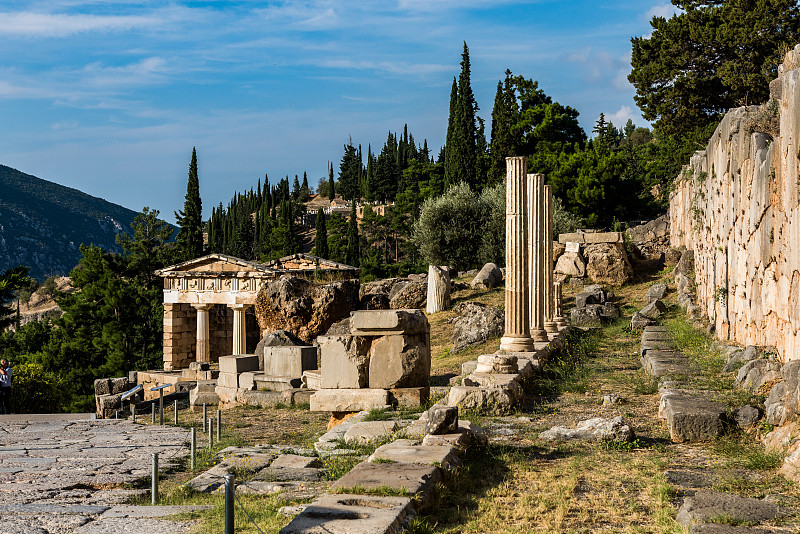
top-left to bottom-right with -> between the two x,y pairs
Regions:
0,164 -> 147,280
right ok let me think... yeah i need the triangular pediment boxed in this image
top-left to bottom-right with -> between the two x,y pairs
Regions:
156,254 -> 274,276
261,253 -> 358,272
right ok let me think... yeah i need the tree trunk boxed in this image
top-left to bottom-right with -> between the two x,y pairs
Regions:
426,265 -> 451,313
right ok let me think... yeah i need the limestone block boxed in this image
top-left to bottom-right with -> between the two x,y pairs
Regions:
319,335 -> 370,389
676,491 -> 783,528
217,372 -> 239,389
565,241 -> 580,253
388,386 -> 429,408
344,420 -> 398,445
264,346 -> 317,378
254,375 -> 302,392
555,252 -> 586,277
645,284 -> 668,303
368,441 -> 461,472
425,406 -> 458,435
463,373 -> 522,397
283,388 -> 313,406
189,387 -> 219,407
640,299 -> 667,319
558,231 -> 624,244
218,355 -> 259,374
350,309 -> 430,335
309,388 -> 389,412
661,392 -> 727,442
422,428 -> 471,449
461,361 -> 478,375
279,494 -> 415,534
94,379 -> 112,396
447,385 -> 517,414
368,334 -> 430,389
302,370 -> 321,390
539,416 -> 634,442
243,389 -> 283,408
238,372 -> 261,390
330,462 -> 442,511
214,386 -> 240,404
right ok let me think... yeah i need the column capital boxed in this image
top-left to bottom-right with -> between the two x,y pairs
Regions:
191,303 -> 212,311
228,303 -> 251,311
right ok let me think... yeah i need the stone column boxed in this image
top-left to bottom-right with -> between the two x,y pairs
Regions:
554,281 -> 568,329
500,157 -> 535,353
543,185 -> 559,336
192,304 -> 211,363
426,265 -> 451,313
230,304 -> 251,355
528,173 -> 549,343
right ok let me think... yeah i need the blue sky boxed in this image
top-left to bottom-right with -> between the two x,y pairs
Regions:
0,0 -> 679,223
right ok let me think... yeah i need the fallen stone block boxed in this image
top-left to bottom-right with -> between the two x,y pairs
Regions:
640,299 -> 667,319
630,312 -> 655,331
463,373 -> 522,394
422,428 -> 471,449
661,392 -> 728,442
189,388 -> 220,407
470,263 -> 503,289
301,369 -> 322,390
676,490 -> 784,528
254,375 -> 302,392
368,334 -> 430,389
279,494 -> 415,534
641,350 -> 690,377
310,389 -> 390,412
641,331 -> 671,342
644,325 -> 668,333
344,421 -> 399,445
369,440 -> 461,472
254,466 -> 326,482
264,346 -> 318,378
447,385 -> 518,413
461,360 -> 478,375
283,388 -> 313,406
271,454 -> 320,469
688,524 -> 775,533
219,354 -> 260,374
330,461 -> 442,511
538,416 -> 634,442
640,340 -> 676,357
388,387 -> 429,409
319,335 -> 371,389
425,406 -> 458,435
645,284 -> 667,303
351,309 -> 430,335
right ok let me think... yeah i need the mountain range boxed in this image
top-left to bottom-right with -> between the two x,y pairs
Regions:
0,164 -> 145,280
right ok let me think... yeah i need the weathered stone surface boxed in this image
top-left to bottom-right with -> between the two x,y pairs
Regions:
630,312 -> 656,331
359,293 -> 391,310
389,281 -> 427,310
448,301 -> 504,354
645,284 -> 668,303
253,375 -> 303,392
279,494 -> 415,534
640,299 -> 667,319
388,387 -> 429,408
676,491 -> 783,527
570,305 -> 603,327
425,406 -> 458,435
351,309 -> 430,335
737,359 -> 782,393
641,349 -> 689,378
219,354 -> 259,374
369,441 -> 461,472
538,416 -> 634,442
310,389 -> 389,412
674,249 -> 694,276
559,231 -> 624,244
554,252 -> 586,277
368,334 -> 430,389
216,372 -> 240,389
270,454 -> 320,469
330,462 -> 442,510
255,275 -> 360,343
263,345 -> 317,378
302,370 -> 322,390
689,524 -> 774,534
626,215 -> 670,257
661,392 -> 727,442
447,385 -> 517,414
584,243 -> 633,286
254,330 -> 305,371
362,278 -> 405,297
734,405 -> 762,429
344,421 -> 398,445
575,290 -> 603,308
470,262 -> 503,289
319,335 -> 371,389
723,345 -> 760,373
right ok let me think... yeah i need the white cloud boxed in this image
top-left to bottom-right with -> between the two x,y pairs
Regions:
606,105 -> 642,126
0,11 -> 157,36
645,2 -> 681,20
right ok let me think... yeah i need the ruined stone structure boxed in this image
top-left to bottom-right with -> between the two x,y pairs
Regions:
670,45 -> 800,362
157,253 -> 358,370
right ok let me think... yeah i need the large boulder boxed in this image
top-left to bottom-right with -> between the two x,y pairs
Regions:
584,243 -> 633,286
554,252 -> 586,277
470,263 -> 503,289
359,293 -> 390,310
625,215 -> 670,258
361,277 -> 404,297
254,275 -> 359,342
449,301 -> 504,354
389,281 -> 427,309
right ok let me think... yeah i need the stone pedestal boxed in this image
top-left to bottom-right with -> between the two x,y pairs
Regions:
500,157 -> 536,352
192,304 -> 211,363
528,173 -> 549,343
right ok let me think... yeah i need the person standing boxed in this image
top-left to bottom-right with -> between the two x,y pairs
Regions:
0,359 -> 12,414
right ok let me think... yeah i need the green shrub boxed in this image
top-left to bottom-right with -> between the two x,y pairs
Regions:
10,362 -> 64,414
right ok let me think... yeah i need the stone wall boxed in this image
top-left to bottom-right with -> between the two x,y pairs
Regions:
163,303 -> 196,370
670,45 -> 800,362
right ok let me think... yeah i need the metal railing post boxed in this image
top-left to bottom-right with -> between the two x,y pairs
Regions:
224,474 -> 235,534
208,418 -> 213,450
190,427 -> 196,470
216,409 -> 221,442
174,399 -> 178,426
132,403 -> 136,423
151,403 -> 156,424
202,403 -> 207,432
151,452 -> 159,504
159,388 -> 164,425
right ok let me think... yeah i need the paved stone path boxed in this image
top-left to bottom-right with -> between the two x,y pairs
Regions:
0,414 -> 210,533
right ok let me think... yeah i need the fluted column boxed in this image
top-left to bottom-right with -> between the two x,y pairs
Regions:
543,185 -> 558,336
230,304 -> 250,355
528,173 -> 549,343
192,304 -> 211,363
500,157 -> 535,353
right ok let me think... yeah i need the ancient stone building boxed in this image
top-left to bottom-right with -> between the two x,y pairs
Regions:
670,44 -> 800,361
156,253 -> 358,370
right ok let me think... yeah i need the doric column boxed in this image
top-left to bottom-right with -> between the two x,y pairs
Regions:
500,157 -> 535,353
192,304 -> 211,363
543,185 -> 558,336
528,173 -> 549,343
230,304 -> 251,355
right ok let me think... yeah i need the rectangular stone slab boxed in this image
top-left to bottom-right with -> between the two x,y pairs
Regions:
218,355 -> 259,374
216,372 -> 239,389
643,325 -> 668,333
350,309 -> 430,335
279,494 -> 415,534
330,461 -> 442,510
388,387 -> 429,408
640,340 -> 676,356
661,393 -> 727,442
641,331 -> 671,342
264,346 -> 318,377
253,375 -> 302,392
310,389 -> 389,412
369,441 -> 461,472
319,335 -> 370,389
641,350 -> 690,377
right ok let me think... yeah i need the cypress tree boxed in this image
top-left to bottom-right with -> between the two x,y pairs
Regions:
328,163 -> 336,200
489,70 -> 518,183
174,147 -> 204,261
315,209 -> 329,259
450,42 -> 479,187
346,201 -> 359,266
444,77 -> 458,185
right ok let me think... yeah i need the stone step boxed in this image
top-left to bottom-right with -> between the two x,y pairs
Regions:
641,350 -> 690,377
330,461 -> 442,510
279,494 -> 415,534
676,490 -> 785,529
660,391 -> 728,442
